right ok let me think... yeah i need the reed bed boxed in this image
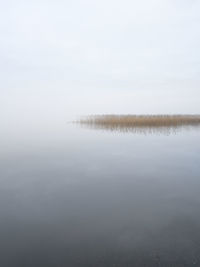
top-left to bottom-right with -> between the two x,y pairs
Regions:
78,115 -> 200,130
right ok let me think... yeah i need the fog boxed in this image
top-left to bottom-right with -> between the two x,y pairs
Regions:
1,2 -> 200,266
1,0 -> 200,124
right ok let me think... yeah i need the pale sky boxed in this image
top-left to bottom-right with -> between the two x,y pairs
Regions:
1,0 -> 200,123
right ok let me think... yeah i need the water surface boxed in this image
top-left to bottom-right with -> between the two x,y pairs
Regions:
0,122 -> 200,266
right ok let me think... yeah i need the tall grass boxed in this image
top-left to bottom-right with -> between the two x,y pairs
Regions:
78,115 -> 200,133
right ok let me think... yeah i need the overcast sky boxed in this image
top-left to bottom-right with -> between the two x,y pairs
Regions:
1,0 -> 200,123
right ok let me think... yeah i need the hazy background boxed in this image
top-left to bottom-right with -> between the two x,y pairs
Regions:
1,0 -> 200,126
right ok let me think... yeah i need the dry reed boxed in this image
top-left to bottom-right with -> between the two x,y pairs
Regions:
78,115 -> 200,132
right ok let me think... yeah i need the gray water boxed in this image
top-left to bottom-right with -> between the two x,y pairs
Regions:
0,122 -> 200,267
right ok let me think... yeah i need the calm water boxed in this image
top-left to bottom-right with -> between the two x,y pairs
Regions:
0,121 -> 200,267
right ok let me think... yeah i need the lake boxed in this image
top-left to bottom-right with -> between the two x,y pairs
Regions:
0,121 -> 200,266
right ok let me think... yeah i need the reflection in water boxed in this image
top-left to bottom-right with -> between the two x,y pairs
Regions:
79,122 -> 200,135
78,115 -> 200,135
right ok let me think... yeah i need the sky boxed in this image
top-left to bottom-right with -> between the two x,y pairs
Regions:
1,0 -> 200,123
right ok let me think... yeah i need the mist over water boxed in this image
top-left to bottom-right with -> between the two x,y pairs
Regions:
1,0 -> 200,265
1,118 -> 200,267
